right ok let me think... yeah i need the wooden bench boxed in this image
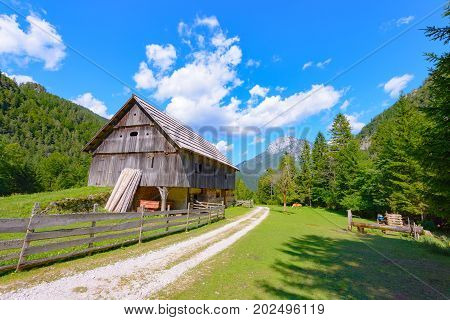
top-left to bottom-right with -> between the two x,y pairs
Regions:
139,200 -> 160,211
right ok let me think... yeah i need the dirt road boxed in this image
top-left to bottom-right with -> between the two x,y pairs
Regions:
0,207 -> 269,300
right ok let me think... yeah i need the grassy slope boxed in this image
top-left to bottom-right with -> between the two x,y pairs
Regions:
0,186 -> 111,218
158,206 -> 450,300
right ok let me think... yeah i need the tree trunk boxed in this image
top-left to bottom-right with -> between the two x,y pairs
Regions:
157,186 -> 168,211
309,187 -> 312,207
283,192 -> 287,212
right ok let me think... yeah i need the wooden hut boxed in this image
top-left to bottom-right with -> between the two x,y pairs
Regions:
83,94 -> 237,210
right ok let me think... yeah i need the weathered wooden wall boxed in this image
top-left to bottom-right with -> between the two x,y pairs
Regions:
87,103 -> 236,190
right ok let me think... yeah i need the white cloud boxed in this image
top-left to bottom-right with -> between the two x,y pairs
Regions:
316,58 -> 331,69
2,72 -> 34,84
133,62 -> 157,89
272,55 -> 281,63
396,16 -> 414,26
215,140 -> 233,153
0,14 -> 66,70
302,61 -> 313,70
246,59 -> 260,68
275,86 -> 286,93
340,99 -> 350,110
237,84 -> 342,128
145,44 -> 176,72
72,93 -> 111,119
344,114 -> 365,133
177,21 -> 191,37
195,16 -> 220,29
133,16 -> 342,131
381,15 -> 415,30
249,84 -> 269,98
382,73 -> 414,98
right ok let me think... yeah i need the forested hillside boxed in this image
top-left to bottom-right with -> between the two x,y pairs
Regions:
0,73 -> 106,195
252,13 -> 449,222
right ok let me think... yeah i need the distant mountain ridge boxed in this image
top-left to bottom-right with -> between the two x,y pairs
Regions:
237,136 -> 308,190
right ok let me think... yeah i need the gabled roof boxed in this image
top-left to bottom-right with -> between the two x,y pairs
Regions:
83,94 -> 237,170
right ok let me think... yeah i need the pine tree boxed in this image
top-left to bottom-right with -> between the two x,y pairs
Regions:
420,7 -> 450,216
372,96 -> 428,216
276,154 -> 296,211
298,142 -> 313,206
328,113 -> 354,208
235,178 -> 254,201
311,132 -> 332,207
257,168 -> 276,204
329,113 -> 352,152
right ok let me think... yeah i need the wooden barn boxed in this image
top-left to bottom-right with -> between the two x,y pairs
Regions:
83,94 -> 237,210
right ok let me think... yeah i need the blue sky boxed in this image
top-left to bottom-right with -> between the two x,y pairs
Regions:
0,0 -> 447,164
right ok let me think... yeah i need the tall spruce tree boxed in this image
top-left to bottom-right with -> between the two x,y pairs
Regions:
329,113 -> 352,152
311,132 -> 332,207
372,96 -> 427,216
420,7 -> 450,216
298,142 -> 313,206
328,113 -> 354,208
276,154 -> 296,211
257,168 -> 276,204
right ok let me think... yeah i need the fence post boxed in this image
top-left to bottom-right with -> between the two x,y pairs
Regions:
16,202 -> 39,272
165,210 -> 170,233
347,210 -> 352,231
88,204 -> 98,250
208,208 -> 212,224
185,203 -> 191,232
138,205 -> 144,244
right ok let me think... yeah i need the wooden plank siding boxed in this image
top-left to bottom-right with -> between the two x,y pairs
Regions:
84,95 -> 236,193
89,150 -> 235,189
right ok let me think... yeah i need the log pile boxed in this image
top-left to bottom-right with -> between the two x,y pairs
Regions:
105,168 -> 142,212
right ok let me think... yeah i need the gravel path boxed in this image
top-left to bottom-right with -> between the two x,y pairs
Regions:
0,207 -> 269,300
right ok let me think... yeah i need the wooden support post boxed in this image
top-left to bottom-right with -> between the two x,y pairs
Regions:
88,204 -> 98,249
185,203 -> 191,232
16,202 -> 39,272
157,186 -> 168,211
347,210 -> 352,231
138,205 -> 145,244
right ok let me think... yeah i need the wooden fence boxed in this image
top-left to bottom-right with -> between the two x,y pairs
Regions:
347,210 -> 424,238
0,203 -> 225,273
235,200 -> 254,208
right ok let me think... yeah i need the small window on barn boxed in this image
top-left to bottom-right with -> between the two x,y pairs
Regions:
151,157 -> 155,168
134,113 -> 137,116
119,134 -> 123,138
194,163 -> 202,174
146,132 -> 149,136
130,131 -> 138,137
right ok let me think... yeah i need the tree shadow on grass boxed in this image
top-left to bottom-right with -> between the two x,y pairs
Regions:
257,235 -> 450,299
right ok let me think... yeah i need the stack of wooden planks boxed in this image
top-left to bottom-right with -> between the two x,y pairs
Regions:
386,213 -> 403,227
105,168 -> 142,212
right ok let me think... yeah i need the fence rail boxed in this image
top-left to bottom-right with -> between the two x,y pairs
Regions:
0,203 -> 225,273
235,200 -> 254,208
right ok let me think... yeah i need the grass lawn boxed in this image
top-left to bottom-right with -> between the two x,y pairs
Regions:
157,206 -> 450,300
0,186 -> 111,218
